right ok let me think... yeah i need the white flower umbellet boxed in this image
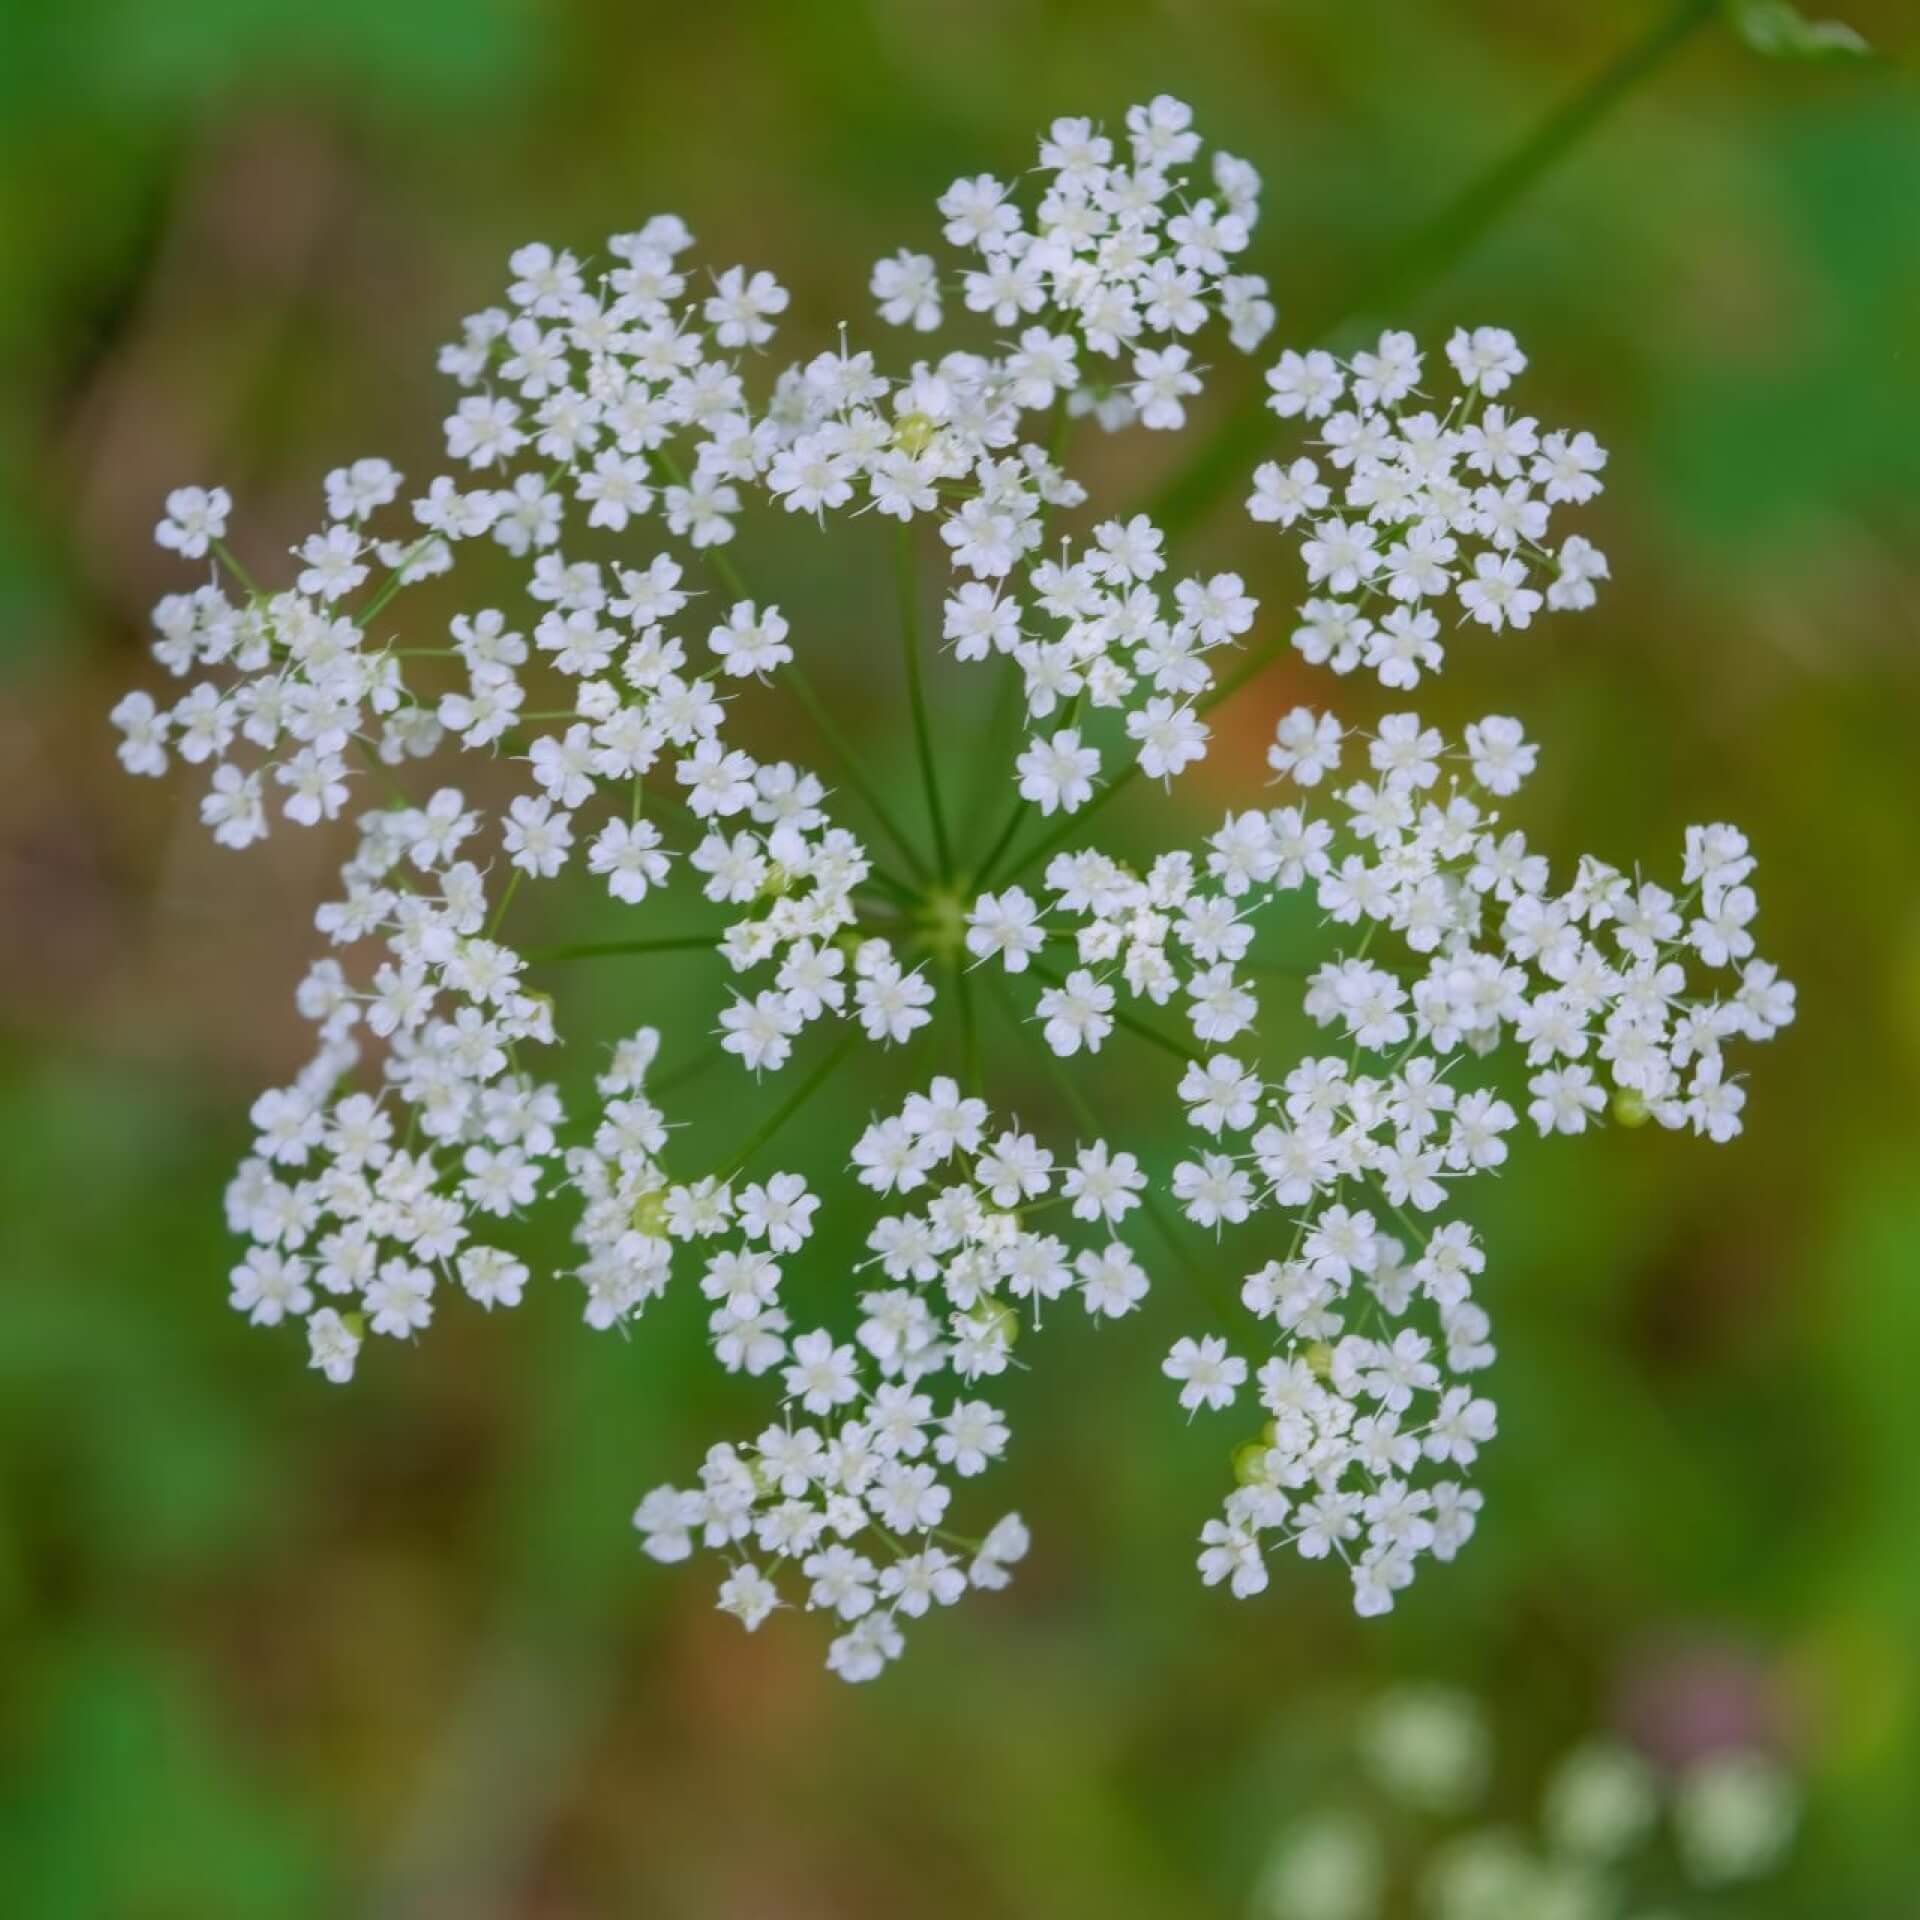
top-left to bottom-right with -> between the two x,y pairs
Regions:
111,98 -> 1791,1679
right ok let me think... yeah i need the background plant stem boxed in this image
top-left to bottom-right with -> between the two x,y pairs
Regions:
898,523 -> 954,879
1141,0 -> 1722,540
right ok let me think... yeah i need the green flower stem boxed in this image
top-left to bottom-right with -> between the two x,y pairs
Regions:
1140,0 -> 1720,540
525,908 -> 908,964
898,524 -> 954,879
649,448 -> 933,881
487,868 -> 522,938
782,653 -> 934,882
986,625 -> 1295,890
1350,0 -> 1721,323
1365,1179 -> 1434,1258
1134,1179 -> 1238,1332
682,517 -> 753,604
211,538 -> 261,598
946,409 -> 1092,881
964,648 -> 1028,863
523,932 -> 724,963
357,536 -> 443,628
715,1026 -> 861,1183
996,979 -> 1234,1330
967,781 -> 1035,898
649,1043 -> 729,1102
929,1524 -> 987,1555
968,686 -> 1085,894
351,734 -> 415,807
951,957 -> 984,1097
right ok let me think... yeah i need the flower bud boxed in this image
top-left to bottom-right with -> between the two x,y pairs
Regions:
970,1298 -> 1020,1348
893,411 -> 937,455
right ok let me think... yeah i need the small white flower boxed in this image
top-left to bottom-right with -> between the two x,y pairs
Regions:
306,1306 -> 361,1383
1163,1334 -> 1247,1413
155,485 -> 231,559
1017,728 -> 1100,815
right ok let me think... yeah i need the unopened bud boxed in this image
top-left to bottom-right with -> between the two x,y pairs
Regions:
968,1299 -> 1020,1349
893,411 -> 937,455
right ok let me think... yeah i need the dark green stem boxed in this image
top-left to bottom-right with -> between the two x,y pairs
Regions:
357,536 -> 442,629
212,538 -> 261,599
525,933 -> 720,963
952,958 -> 984,1097
993,980 -> 1234,1329
782,658 -> 934,882
715,1026 -> 860,1182
1140,0 -> 1720,539
991,626 -> 1294,887
650,446 -> 932,881
970,688 -> 1085,893
487,869 -> 522,939
897,524 -> 953,879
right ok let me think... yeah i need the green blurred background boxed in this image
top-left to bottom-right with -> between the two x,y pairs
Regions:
2,1 -> 1917,1913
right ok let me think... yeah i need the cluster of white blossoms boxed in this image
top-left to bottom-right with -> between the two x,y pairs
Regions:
634,1076 -> 1154,1680
110,98 -> 1793,1679
1254,325 -> 1612,687
872,97 -> 1274,409
1258,1686 -> 1800,1920
220,793 -> 561,1389
952,514 -> 1261,809
968,702 -> 1790,1611
947,323 -> 1615,819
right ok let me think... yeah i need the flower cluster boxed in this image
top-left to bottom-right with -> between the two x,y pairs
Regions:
1254,326 -> 1610,685
951,517 -> 1259,809
873,97 -> 1274,418
109,97 -> 1793,1680
633,1077 -> 1149,1680
969,698 -> 1790,1611
222,795 -> 560,1388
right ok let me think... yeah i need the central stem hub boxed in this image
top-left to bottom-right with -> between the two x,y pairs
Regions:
919,887 -> 968,964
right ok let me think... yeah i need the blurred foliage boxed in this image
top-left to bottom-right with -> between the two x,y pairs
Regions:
1,0 -> 1917,1914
